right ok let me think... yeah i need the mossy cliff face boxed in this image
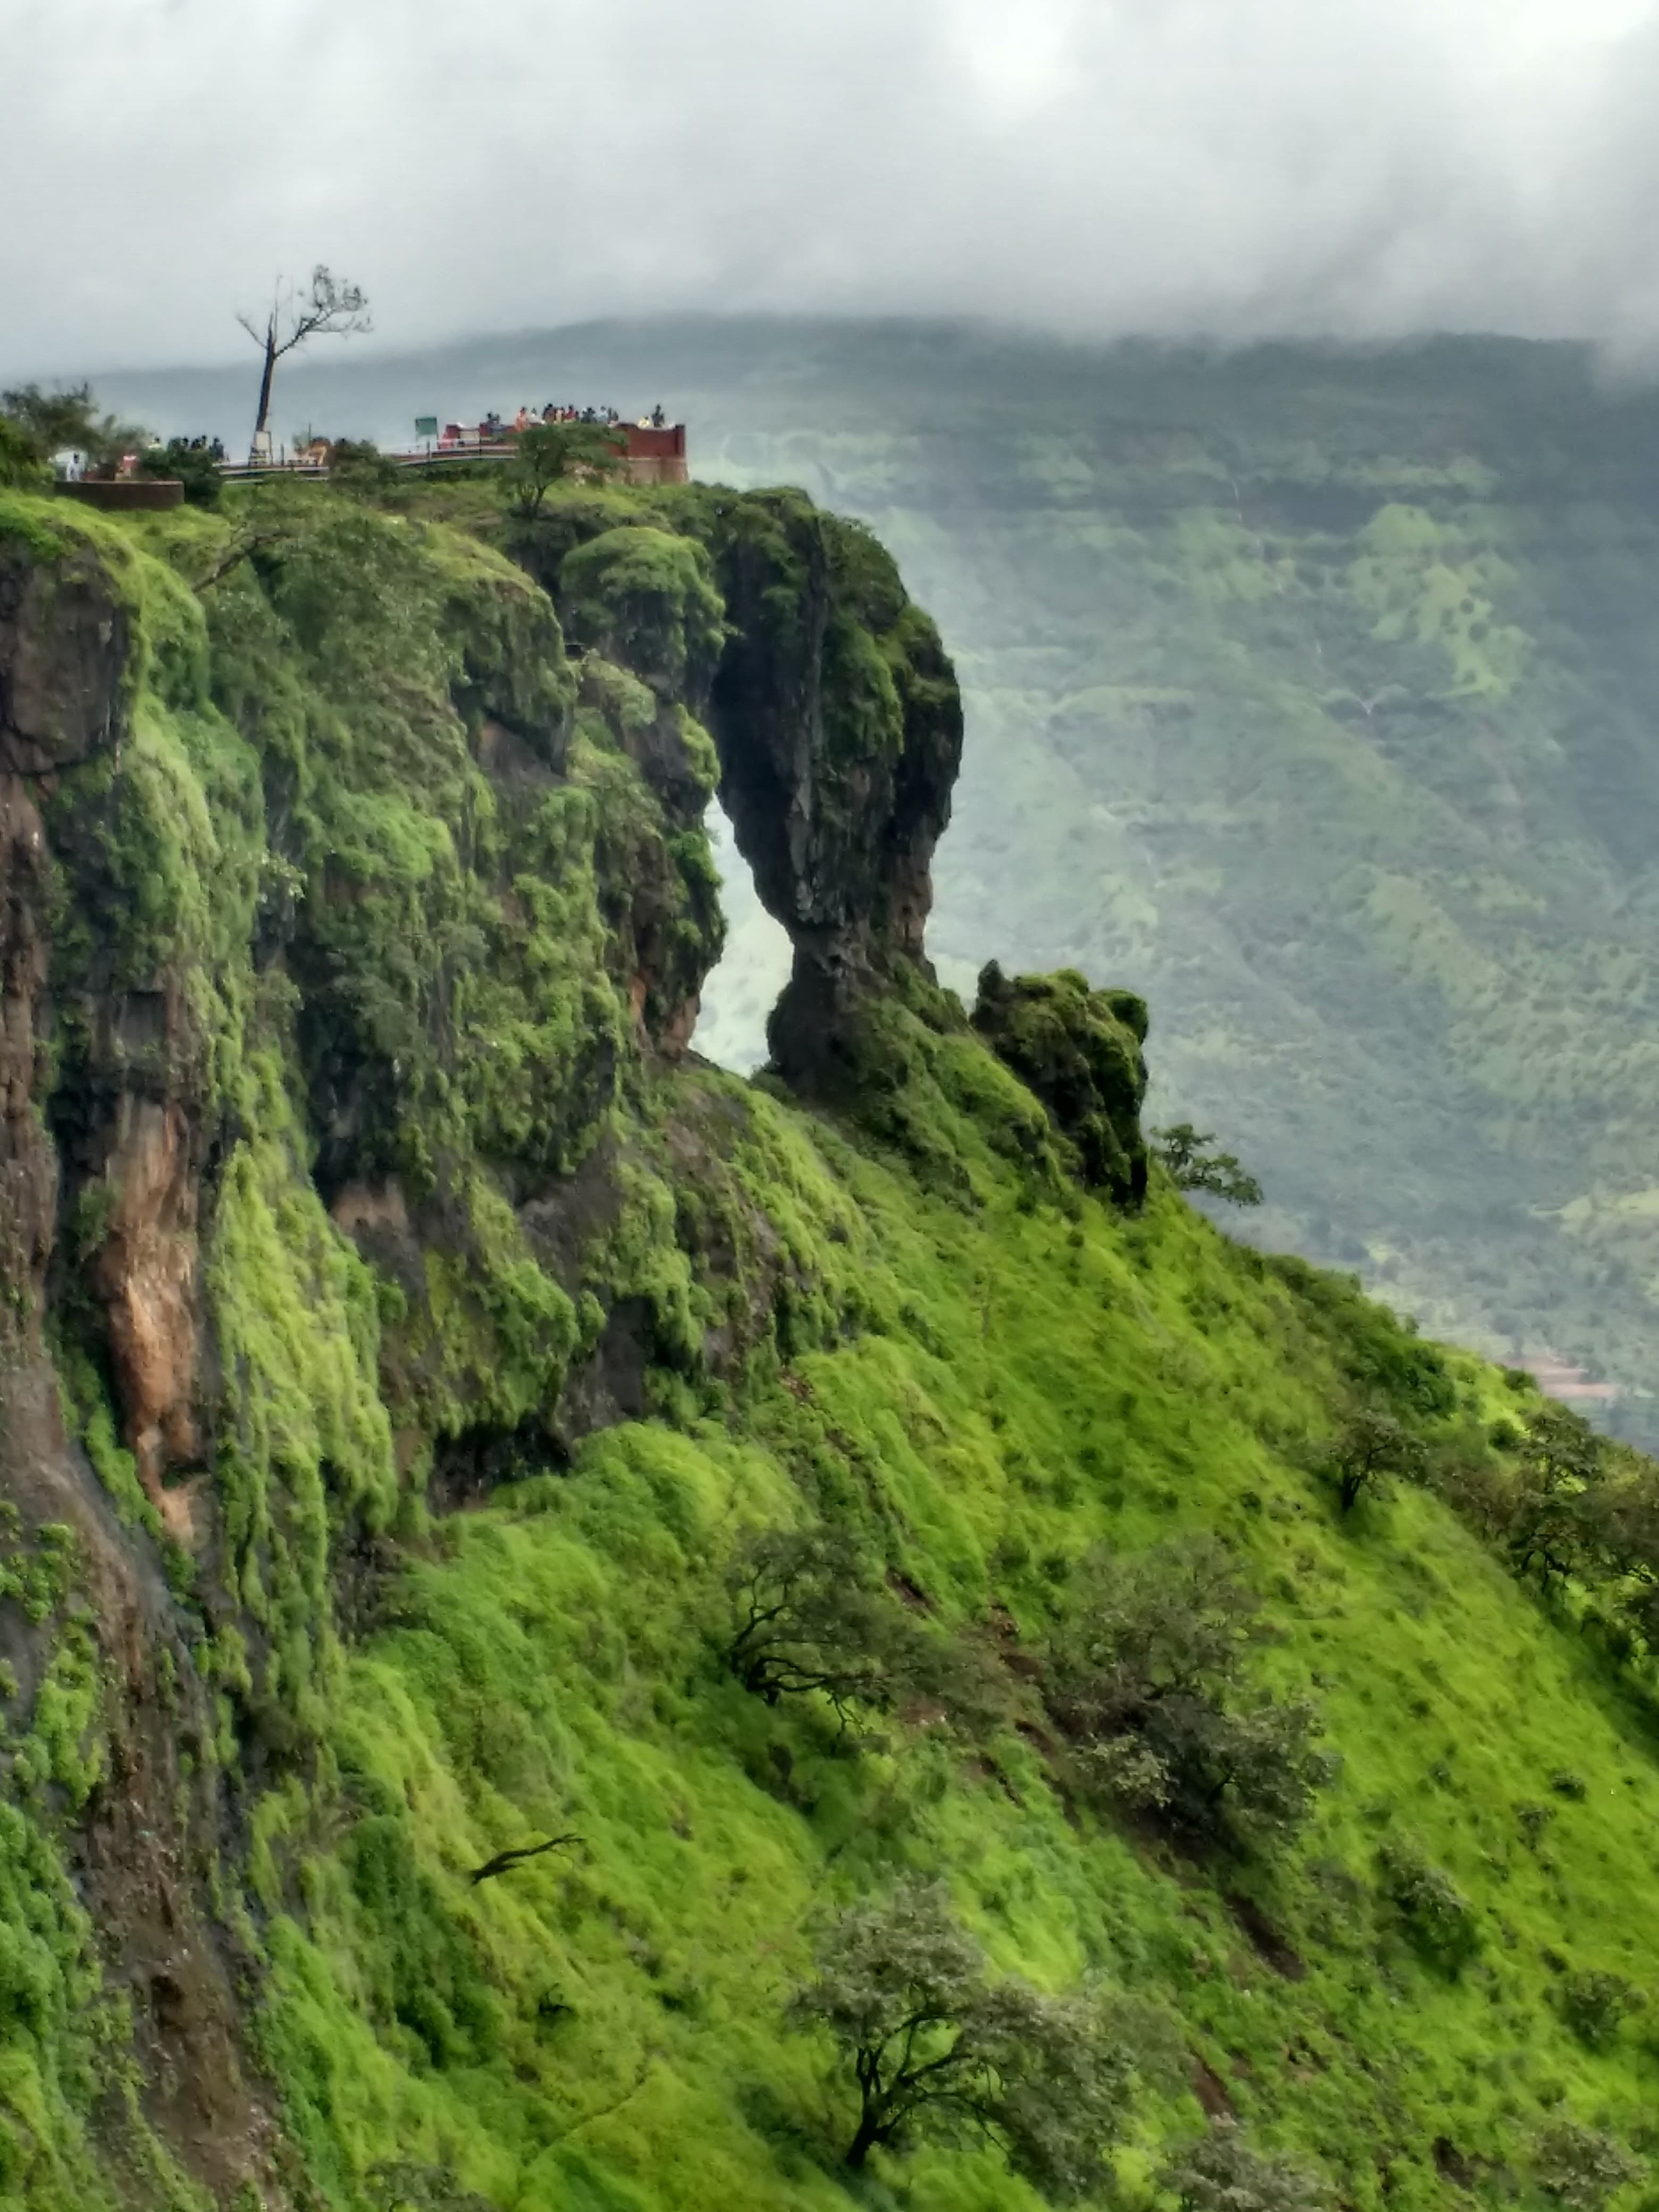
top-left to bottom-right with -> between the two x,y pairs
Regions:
514,484 -> 965,1095
0,472 -> 1002,2207
2,471 -> 1657,2212
701,491 -> 963,1093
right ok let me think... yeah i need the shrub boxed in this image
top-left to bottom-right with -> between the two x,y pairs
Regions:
136,438 -> 223,507
368,2165 -> 495,2212
1160,2125 -> 1334,2212
789,1882 -> 1134,2194
327,438 -> 404,493
1515,1800 -> 1555,1849
1049,1539 -> 1329,1851
1376,1841 -> 1480,1974
1533,2123 -> 1643,2210
1556,1968 -> 1643,2050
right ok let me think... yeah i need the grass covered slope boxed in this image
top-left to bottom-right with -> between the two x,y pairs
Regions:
3,465 -> 1659,2212
257,1074 -> 1659,2212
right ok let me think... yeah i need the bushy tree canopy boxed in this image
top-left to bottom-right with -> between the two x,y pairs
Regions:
1049,1539 -> 1328,1849
510,420 -> 623,517
1154,1124 -> 1263,1206
0,381 -> 146,473
1323,1405 -> 1429,1515
723,1528 -> 999,1731
790,1882 -> 1134,2194
1160,2125 -> 1334,2212
0,415 -> 46,489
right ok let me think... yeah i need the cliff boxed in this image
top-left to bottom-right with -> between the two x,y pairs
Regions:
0,469 -> 1655,2212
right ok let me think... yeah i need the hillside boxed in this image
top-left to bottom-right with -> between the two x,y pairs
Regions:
5,460 -> 1659,2212
682,327 -> 1659,1442
96,322 -> 1659,1432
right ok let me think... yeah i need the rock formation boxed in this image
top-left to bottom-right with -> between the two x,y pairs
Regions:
972,962 -> 1150,1206
703,491 -> 963,1092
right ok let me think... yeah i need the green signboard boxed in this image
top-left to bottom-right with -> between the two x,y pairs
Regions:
414,416 -> 438,438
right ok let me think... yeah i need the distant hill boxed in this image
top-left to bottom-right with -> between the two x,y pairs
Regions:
98,320 -> 1659,1434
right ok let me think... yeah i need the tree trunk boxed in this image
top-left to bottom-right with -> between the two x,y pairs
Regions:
253,325 -> 278,441
845,2105 -> 884,2169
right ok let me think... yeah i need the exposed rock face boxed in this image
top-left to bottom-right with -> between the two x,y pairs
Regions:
0,775 -> 56,1361
0,537 -> 130,776
972,962 -> 1151,1206
0,542 -> 133,1365
0,529 -> 278,2202
560,529 -> 727,1051
705,492 -> 963,1091
1,543 -> 208,1510
89,1091 -> 203,1513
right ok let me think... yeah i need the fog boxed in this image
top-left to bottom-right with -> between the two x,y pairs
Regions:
7,0 -> 1659,379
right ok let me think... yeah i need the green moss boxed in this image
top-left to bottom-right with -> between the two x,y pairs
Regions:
559,528 -> 725,703
205,1061 -> 397,1735
0,1796 -> 109,2210
13,1623 -> 106,1812
971,963 -> 1150,1204
404,1171 -> 584,1442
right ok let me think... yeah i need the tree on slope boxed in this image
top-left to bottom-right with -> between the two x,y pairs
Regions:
1049,1538 -> 1329,1850
789,1882 -> 1133,2194
1154,1122 -> 1263,1205
1160,2125 -> 1334,2212
1,382 -> 146,474
723,1528 -> 1001,1733
1323,1405 -> 1428,1515
1505,1400 -> 1608,1587
237,265 -> 371,449
509,420 -> 622,517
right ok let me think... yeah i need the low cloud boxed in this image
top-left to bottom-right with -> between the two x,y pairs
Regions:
6,0 -> 1659,375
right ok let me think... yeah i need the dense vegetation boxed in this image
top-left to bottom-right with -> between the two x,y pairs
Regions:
6,446 -> 1659,2212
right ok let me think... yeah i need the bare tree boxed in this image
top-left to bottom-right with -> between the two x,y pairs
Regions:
237,266 -> 371,451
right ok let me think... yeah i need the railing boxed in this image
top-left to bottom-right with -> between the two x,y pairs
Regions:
217,428 -> 685,481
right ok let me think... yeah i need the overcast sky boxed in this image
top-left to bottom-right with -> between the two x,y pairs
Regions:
9,0 -> 1659,379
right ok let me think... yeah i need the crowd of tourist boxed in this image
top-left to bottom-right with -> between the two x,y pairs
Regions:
517,401 -> 669,430
439,401 -> 671,446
